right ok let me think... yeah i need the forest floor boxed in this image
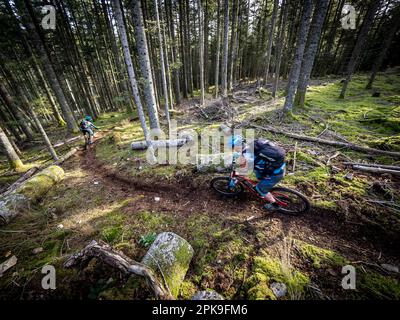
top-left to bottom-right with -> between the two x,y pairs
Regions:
0,70 -> 400,300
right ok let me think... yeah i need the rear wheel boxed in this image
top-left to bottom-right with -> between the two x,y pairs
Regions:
210,176 -> 244,197
270,187 -> 310,215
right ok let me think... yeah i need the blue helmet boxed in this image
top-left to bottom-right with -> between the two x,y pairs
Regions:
85,115 -> 93,122
228,135 -> 244,148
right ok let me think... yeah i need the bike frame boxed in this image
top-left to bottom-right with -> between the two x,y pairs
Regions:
229,160 -> 289,207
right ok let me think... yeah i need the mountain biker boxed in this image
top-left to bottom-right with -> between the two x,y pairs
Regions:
79,115 -> 98,145
229,135 -> 286,210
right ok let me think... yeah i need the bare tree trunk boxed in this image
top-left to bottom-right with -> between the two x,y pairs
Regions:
198,0 -> 205,106
214,0 -> 221,98
30,109 -> 58,161
366,7 -> 400,89
283,0 -> 313,112
17,0 -> 78,134
228,0 -> 239,90
0,83 -> 34,141
131,0 -> 160,130
295,0 -> 330,107
0,125 -> 24,171
263,0 -> 279,86
154,0 -> 171,126
339,0 -> 382,99
272,0 -> 288,99
112,0 -> 155,160
221,0 -> 229,97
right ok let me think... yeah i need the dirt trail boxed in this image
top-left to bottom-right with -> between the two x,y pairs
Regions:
69,140 -> 400,267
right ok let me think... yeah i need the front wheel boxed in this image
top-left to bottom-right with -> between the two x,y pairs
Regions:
270,187 -> 310,215
210,176 -> 244,197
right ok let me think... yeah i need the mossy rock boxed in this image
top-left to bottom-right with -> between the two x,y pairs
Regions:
141,232 -> 194,298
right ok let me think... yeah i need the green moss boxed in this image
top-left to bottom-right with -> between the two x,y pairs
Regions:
18,165 -> 64,201
294,240 -> 347,268
359,271 -> 400,299
179,280 -> 198,299
98,276 -> 145,300
245,254 -> 309,299
101,226 -> 123,244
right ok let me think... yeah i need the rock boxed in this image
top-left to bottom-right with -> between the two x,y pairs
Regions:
344,172 -> 353,181
0,165 -> 65,225
381,264 -> 399,273
142,232 -> 194,298
331,166 -> 341,173
191,290 -> 224,300
0,255 -> 17,277
32,247 -> 43,254
270,282 -> 287,298
154,197 -> 160,202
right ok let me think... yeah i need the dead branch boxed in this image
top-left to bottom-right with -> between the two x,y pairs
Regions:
1,167 -> 39,197
352,165 -> 400,176
343,162 -> 400,171
63,240 -> 173,300
251,124 -> 400,158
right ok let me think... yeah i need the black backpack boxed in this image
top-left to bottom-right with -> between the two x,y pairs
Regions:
253,138 -> 286,175
80,120 -> 89,130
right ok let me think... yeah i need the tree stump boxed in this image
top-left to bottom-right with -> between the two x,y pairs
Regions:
141,232 -> 194,298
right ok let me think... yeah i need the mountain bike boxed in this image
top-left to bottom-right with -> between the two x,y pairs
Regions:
210,158 -> 310,215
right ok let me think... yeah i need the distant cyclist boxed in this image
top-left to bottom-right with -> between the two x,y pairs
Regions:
79,115 -> 98,145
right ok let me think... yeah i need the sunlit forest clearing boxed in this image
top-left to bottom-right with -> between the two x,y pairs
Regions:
0,0 -> 400,301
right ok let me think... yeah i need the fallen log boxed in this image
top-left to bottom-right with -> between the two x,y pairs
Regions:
53,147 -> 78,166
343,162 -> 400,171
352,165 -> 400,176
53,136 -> 83,148
1,167 -> 40,197
196,153 -> 233,172
251,124 -> 400,158
131,137 -> 193,150
0,165 -> 64,225
64,240 -> 172,300
142,232 -> 194,298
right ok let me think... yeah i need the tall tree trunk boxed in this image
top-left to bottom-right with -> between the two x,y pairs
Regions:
17,0 -> 78,133
272,0 -> 289,99
154,0 -> 171,126
263,0 -> 279,86
204,0 -> 209,91
294,0 -> 330,107
339,0 -> 382,99
214,0 -> 221,98
131,0 -> 160,129
198,0 -> 205,106
283,0 -> 313,112
112,0 -> 154,158
166,0 -> 181,104
221,0 -> 229,97
30,109 -> 58,161
0,125 -> 24,171
366,8 -> 400,89
0,83 -> 34,141
228,0 -> 239,90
